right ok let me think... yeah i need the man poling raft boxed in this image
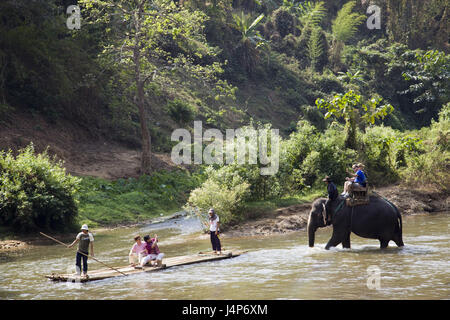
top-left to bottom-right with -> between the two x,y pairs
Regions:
68,224 -> 94,278
39,231 -> 127,278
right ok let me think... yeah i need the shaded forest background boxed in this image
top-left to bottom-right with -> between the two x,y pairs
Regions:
1,0 -> 448,145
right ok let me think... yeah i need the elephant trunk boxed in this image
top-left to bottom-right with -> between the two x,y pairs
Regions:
307,216 -> 316,247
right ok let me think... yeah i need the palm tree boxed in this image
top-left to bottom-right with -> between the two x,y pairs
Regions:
232,12 -> 266,74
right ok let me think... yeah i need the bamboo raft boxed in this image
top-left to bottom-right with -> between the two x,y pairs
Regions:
45,250 -> 246,283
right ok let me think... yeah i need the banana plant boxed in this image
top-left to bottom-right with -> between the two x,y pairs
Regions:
232,12 -> 267,74
232,12 -> 266,48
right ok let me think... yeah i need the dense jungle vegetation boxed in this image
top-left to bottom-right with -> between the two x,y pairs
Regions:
0,0 -> 448,231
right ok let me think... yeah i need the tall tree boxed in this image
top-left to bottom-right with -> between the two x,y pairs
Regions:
80,0 -> 227,174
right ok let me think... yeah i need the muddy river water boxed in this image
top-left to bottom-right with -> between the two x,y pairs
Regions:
0,213 -> 448,300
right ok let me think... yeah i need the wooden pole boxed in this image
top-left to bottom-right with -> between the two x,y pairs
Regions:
39,232 -> 127,276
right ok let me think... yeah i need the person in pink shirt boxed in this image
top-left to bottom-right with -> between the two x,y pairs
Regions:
141,234 -> 165,267
128,235 -> 148,269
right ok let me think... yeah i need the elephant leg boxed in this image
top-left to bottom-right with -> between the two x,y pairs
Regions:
342,232 -> 351,249
380,239 -> 390,249
325,232 -> 343,250
393,234 -> 404,247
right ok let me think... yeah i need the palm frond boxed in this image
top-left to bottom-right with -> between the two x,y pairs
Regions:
332,1 -> 366,43
298,1 -> 326,28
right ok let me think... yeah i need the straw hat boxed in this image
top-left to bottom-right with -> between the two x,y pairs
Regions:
81,224 -> 89,231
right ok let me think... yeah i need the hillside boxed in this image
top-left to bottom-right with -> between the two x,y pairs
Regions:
0,111 -> 177,179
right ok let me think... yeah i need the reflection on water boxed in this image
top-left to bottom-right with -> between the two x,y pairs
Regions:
0,213 -> 449,299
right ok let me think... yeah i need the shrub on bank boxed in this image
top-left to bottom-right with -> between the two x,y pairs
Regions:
185,177 -> 250,226
400,103 -> 450,191
0,144 -> 80,232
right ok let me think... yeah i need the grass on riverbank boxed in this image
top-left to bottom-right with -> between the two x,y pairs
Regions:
77,170 -> 205,228
241,188 -> 324,219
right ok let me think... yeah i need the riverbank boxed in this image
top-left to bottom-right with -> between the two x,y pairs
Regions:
0,211 -> 187,254
2,184 -> 447,253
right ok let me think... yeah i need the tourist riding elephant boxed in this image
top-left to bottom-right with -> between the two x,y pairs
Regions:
307,196 -> 404,249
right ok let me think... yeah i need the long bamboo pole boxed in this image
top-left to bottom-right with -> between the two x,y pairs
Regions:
39,232 -> 127,276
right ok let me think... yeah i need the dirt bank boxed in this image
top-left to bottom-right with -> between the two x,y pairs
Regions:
0,111 -> 180,180
225,185 -> 449,237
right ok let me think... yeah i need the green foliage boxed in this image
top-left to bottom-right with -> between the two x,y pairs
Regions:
0,144 -> 80,232
400,103 -> 450,191
296,1 -> 327,28
385,0 -> 448,52
166,99 -> 196,124
331,1 -> 366,43
232,11 -> 267,75
272,7 -> 296,38
307,26 -> 327,72
344,41 -> 448,127
361,126 -> 400,183
185,174 -> 250,226
281,120 -> 357,190
316,90 -> 394,148
401,50 -> 450,106
78,170 -> 204,227
233,12 -> 266,44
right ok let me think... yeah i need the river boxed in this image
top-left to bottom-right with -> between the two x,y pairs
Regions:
0,213 -> 448,300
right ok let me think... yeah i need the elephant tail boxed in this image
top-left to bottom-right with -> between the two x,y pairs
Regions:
396,208 -> 402,235
395,206 -> 404,246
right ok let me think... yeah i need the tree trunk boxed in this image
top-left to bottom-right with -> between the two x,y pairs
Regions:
137,79 -> 152,174
134,8 -> 152,174
344,112 -> 357,150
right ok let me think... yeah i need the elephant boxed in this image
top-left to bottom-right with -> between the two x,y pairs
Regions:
307,196 -> 404,249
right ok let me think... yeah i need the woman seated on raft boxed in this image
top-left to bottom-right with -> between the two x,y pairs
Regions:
129,234 -> 165,269
342,163 -> 367,197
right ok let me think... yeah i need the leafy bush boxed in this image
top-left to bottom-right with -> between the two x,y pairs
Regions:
281,120 -> 357,190
0,144 -> 80,232
400,103 -> 450,191
360,126 -> 400,184
272,7 -> 296,38
185,176 -> 250,226
165,99 -> 196,124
